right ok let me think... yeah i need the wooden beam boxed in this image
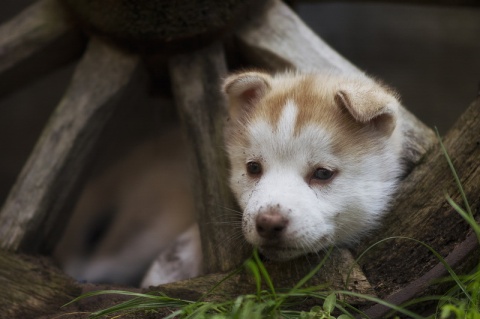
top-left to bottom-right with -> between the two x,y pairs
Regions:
0,0 -> 73,74
0,0 -> 86,97
168,42 -> 250,273
0,38 -> 139,253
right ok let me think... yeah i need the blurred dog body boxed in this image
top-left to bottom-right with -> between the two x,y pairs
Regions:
54,128 -> 199,286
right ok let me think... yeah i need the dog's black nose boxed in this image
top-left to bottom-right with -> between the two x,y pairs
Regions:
256,211 -> 288,239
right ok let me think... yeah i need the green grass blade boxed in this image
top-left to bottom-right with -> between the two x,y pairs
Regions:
253,248 -> 277,298
446,194 -> 480,241
436,127 -> 473,218
63,289 -> 183,307
291,246 -> 334,292
269,246 -> 334,313
245,258 -> 262,296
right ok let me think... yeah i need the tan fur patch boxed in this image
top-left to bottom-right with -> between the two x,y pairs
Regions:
240,72 -> 397,159
224,71 -> 401,164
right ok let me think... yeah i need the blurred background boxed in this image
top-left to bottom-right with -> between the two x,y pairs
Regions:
0,0 -> 478,285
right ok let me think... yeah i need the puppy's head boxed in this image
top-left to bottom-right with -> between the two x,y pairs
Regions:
222,71 -> 403,260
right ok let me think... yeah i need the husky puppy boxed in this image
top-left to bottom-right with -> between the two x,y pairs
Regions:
141,70 -> 404,287
222,71 -> 403,261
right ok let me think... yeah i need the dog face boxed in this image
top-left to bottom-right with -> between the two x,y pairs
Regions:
222,71 -> 403,261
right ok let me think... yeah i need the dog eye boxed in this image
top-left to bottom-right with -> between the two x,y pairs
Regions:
246,161 -> 262,176
312,168 -> 334,181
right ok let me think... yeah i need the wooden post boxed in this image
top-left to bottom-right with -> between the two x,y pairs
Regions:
0,38 -> 139,253
169,42 -> 250,273
0,0 -> 85,96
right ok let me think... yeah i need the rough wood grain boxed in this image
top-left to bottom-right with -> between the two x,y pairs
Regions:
0,249 -> 80,318
168,42 -> 250,273
0,0 -> 73,74
0,38 -> 139,253
235,0 -> 436,166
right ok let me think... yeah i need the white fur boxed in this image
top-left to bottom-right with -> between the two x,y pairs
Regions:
141,225 -> 202,287
226,72 -> 403,260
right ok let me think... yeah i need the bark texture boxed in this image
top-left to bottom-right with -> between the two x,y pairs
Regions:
0,249 -> 80,318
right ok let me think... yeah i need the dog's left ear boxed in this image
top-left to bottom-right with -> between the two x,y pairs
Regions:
334,83 -> 400,136
222,71 -> 272,121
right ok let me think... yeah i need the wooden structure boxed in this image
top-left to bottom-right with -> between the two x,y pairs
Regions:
0,0 -> 478,318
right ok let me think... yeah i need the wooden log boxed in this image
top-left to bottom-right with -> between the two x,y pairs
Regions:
156,247 -> 376,302
168,42 -> 250,273
0,38 -> 139,254
0,249 -> 80,318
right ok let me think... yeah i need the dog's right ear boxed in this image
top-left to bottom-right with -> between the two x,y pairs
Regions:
222,71 -> 272,120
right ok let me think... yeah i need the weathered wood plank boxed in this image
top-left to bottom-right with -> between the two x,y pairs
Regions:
168,42 -> 250,273
0,0 -> 74,74
0,38 -> 139,253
